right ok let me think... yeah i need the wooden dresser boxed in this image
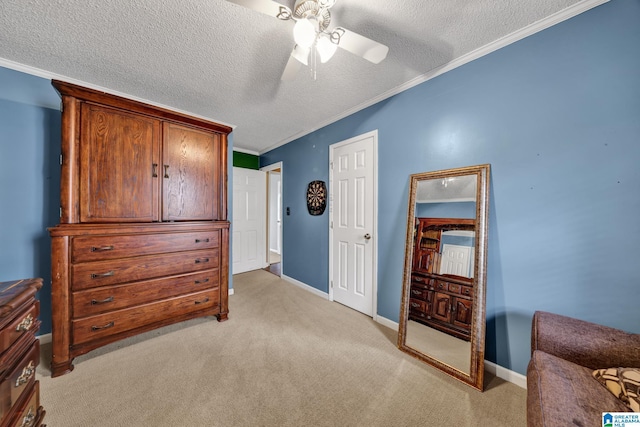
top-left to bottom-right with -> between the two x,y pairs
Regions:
0,278 -> 45,427
409,218 -> 475,341
49,81 -> 231,377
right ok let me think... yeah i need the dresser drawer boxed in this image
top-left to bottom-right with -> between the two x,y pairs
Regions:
71,231 -> 220,262
71,249 -> 219,290
0,340 -> 39,422
459,285 -> 473,298
447,283 -> 461,293
9,381 -> 42,427
434,280 -> 449,291
0,304 -> 39,357
411,275 -> 433,287
409,285 -> 429,301
72,289 -> 219,345
409,298 -> 428,315
72,269 -> 219,318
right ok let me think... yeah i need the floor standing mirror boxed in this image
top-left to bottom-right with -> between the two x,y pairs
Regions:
398,164 -> 490,390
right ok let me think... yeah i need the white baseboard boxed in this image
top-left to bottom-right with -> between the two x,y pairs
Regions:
281,275 -> 329,300
37,333 -> 52,345
485,361 -> 527,389
375,315 -> 399,331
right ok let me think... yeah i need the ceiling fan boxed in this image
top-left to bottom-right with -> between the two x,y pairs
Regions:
227,0 -> 389,80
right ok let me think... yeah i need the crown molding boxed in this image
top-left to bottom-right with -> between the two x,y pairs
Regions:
232,146 -> 260,155
260,0 -> 609,155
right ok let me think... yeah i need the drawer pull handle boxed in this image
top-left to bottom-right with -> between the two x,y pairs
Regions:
19,407 -> 34,427
91,271 -> 115,279
91,245 -> 114,252
411,290 -> 421,295
15,361 -> 35,387
195,278 -> 209,284
164,164 -> 170,178
195,238 -> 210,243
195,258 -> 210,264
91,296 -> 115,305
152,163 -> 158,178
195,298 -> 210,305
16,314 -> 34,332
410,302 -> 420,308
91,321 -> 115,331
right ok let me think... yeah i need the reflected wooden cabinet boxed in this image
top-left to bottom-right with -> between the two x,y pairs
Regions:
409,273 -> 473,341
50,81 -> 231,377
409,217 -> 476,341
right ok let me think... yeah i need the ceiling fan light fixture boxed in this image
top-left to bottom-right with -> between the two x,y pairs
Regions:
317,34 -> 337,63
317,0 -> 336,9
293,18 -> 316,49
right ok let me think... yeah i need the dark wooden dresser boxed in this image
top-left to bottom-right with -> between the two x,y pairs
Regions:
0,278 -> 45,427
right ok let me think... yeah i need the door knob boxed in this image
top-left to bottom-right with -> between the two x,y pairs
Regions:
364,233 -> 371,240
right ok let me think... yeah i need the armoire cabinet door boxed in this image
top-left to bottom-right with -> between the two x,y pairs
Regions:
162,122 -> 220,221
452,298 -> 473,330
80,104 -> 161,222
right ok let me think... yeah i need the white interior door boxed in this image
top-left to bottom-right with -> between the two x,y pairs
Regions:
439,244 -> 473,278
330,131 -> 377,317
232,167 -> 267,274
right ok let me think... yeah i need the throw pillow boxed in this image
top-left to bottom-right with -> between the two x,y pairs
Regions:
593,367 -> 640,412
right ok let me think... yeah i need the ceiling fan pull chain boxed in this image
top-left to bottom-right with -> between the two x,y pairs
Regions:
311,43 -> 317,80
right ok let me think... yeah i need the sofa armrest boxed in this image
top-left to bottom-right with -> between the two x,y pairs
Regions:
531,311 -> 640,370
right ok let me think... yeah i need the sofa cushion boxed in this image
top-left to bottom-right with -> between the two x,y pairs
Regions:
592,367 -> 640,412
528,350 -> 629,427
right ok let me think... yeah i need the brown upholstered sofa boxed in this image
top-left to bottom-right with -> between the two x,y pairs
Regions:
527,311 -> 640,427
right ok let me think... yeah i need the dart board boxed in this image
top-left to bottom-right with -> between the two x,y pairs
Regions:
306,180 -> 327,215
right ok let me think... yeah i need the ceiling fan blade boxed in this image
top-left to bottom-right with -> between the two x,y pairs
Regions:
281,48 -> 303,81
332,27 -> 389,64
226,0 -> 292,20
291,45 -> 310,66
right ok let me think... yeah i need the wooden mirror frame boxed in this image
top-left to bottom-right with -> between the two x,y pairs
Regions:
397,164 -> 490,391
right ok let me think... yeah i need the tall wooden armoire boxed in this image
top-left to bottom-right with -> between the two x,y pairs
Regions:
49,81 -> 231,377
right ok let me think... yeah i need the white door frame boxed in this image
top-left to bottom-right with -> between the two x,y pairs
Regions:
328,130 -> 378,321
261,161 -> 284,272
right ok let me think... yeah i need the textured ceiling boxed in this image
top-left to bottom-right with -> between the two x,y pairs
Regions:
0,0 -> 600,153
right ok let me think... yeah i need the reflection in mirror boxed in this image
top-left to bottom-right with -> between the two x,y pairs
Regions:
398,165 -> 490,391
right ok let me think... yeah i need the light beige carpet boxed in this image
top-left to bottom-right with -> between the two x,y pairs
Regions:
37,270 -> 526,426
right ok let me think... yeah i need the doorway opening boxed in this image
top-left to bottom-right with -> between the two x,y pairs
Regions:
261,162 -> 283,277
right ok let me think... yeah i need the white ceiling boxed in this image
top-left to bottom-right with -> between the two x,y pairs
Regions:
0,0 -> 603,153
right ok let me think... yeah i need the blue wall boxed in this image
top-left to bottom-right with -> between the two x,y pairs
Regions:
0,68 -> 62,333
261,0 -> 640,374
